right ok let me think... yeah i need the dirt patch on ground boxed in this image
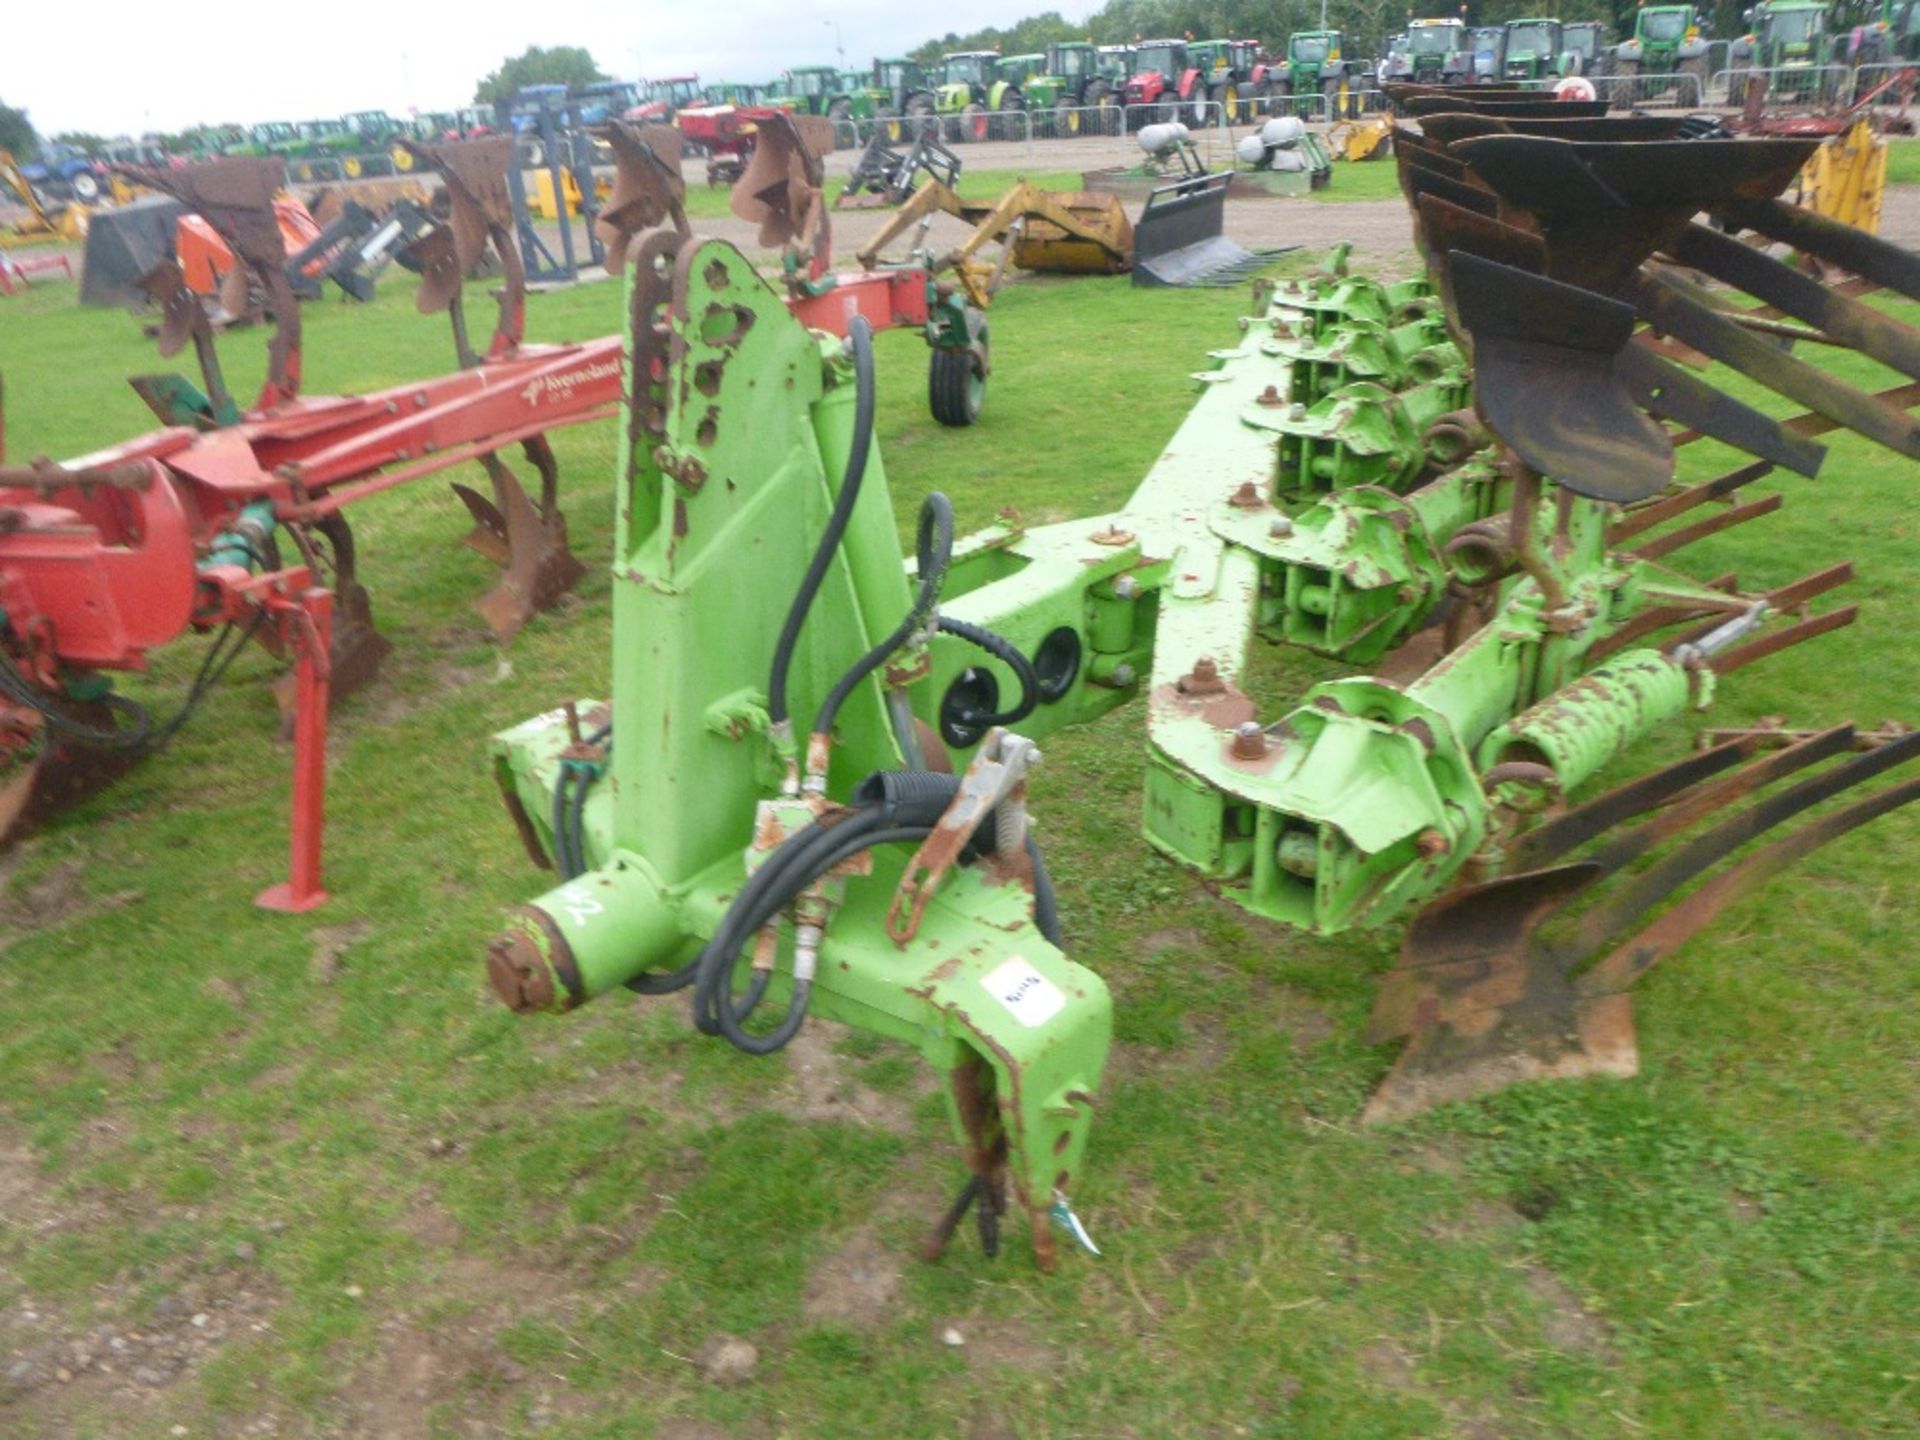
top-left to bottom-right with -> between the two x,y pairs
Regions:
961,1316 -> 1058,1376
1357,1337 -> 1417,1391
1521,1265 -> 1617,1363
801,1228 -> 903,1330
0,856 -> 137,957
307,918 -> 373,985
772,1020 -> 918,1135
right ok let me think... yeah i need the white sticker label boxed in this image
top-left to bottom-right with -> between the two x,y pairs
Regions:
981,957 -> 1066,1029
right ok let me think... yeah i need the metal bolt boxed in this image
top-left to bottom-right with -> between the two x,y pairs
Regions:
1269,516 -> 1294,538
1112,574 -> 1141,600
1192,656 -> 1218,683
1229,480 -> 1263,509
1288,402 -> 1307,422
1415,829 -> 1450,859
1256,384 -> 1285,407
1105,663 -> 1136,687
1230,721 -> 1267,760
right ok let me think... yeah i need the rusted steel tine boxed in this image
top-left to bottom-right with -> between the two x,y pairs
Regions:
1709,605 -> 1858,676
1663,222 -> 1920,381
1717,197 -> 1920,301
1576,724 -> 1856,876
1617,347 -> 1825,477
1581,772 -> 1920,996
1611,463 -> 1774,544
1661,564 -> 1853,655
1586,574 -> 1739,665
1505,734 -> 1766,871
1784,380 -> 1920,439
1628,493 -> 1782,560
1625,271 -> 1920,459
1558,727 -> 1920,967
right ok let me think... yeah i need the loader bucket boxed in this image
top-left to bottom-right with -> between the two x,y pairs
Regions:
78,194 -> 184,307
1132,173 -> 1285,288
1008,191 -> 1134,275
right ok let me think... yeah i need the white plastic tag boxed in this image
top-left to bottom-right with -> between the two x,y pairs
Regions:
981,956 -> 1066,1028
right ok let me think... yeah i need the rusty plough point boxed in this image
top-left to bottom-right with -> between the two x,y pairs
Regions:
1365,727 -> 1920,1124
596,121 -> 688,270
470,437 -> 585,645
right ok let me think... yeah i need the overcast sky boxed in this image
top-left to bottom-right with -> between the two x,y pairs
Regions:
3,1 -> 1104,137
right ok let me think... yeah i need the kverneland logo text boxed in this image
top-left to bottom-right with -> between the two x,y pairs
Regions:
521,360 -> 621,407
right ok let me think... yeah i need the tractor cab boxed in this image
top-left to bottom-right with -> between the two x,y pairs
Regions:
1379,33 -> 1412,84
1126,38 -> 1198,113
786,65 -> 849,117
1563,22 -> 1608,73
993,53 -> 1046,111
1407,17 -> 1469,82
1501,18 -> 1567,80
579,82 -> 644,124
939,51 -> 999,104
1470,27 -> 1507,81
639,76 -> 703,122
1097,45 -> 1137,85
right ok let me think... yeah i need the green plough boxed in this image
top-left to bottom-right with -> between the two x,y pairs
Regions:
482,99 -> 1920,1267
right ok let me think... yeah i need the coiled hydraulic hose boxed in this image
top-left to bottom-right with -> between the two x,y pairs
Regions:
935,615 -> 1040,733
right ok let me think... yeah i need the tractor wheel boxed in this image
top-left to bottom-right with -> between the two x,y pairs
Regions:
391,144 -> 416,173
907,96 -> 937,140
999,93 -> 1024,142
1677,54 -> 1710,105
1268,81 -> 1291,118
963,102 -> 988,142
1610,59 -> 1640,105
69,171 -> 101,204
518,136 -> 545,170
1086,81 -> 1114,133
343,154 -> 365,179
878,104 -> 901,142
1212,81 -> 1241,125
928,328 -> 987,428
1058,99 -> 1080,136
828,96 -> 852,144
1321,77 -> 1344,121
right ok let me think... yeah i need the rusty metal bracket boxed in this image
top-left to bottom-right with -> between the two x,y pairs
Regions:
885,728 -> 1039,945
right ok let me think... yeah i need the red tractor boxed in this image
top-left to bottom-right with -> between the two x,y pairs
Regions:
1124,38 -> 1214,126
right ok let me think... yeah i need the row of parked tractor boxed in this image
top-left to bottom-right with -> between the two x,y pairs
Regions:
1381,2 -> 1918,103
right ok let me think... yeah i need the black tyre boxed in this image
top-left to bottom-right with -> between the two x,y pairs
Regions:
69,171 -> 101,204
928,324 -> 987,428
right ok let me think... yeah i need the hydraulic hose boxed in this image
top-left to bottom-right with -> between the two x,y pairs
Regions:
811,491 -> 954,748
935,615 -> 1040,732
689,770 -> 1063,1056
768,315 -> 879,731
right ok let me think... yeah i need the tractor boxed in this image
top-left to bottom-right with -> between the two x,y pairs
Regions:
1731,2 -> 1840,103
579,82 -> 646,125
1608,6 -> 1710,101
1125,39 -> 1212,126
991,53 -> 1045,124
787,65 -> 873,129
1187,39 -> 1268,123
341,111 -> 410,177
1268,31 -> 1360,117
1501,18 -> 1571,81
935,51 -> 1001,142
1845,0 -> 1920,95
637,77 -> 704,124
868,59 -> 939,140
1405,17 -> 1472,85
16,141 -> 105,204
1563,21 -> 1609,74
1024,42 -> 1120,135
1378,33 -> 1412,86
1468,26 -> 1507,82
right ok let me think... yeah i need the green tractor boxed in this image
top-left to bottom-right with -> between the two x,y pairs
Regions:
1187,39 -> 1268,123
1500,18 -> 1572,81
867,59 -> 939,140
1731,1 -> 1839,103
1607,6 -> 1709,102
1268,30 -> 1361,117
1847,0 -> 1920,96
1562,20 -> 1609,75
1404,17 -> 1472,85
787,65 -> 874,126
341,110 -> 410,177
934,51 -> 1001,142
1023,41 -> 1121,135
991,53 -> 1045,124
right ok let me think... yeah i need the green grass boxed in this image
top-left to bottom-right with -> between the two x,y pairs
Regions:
0,227 -> 1916,1440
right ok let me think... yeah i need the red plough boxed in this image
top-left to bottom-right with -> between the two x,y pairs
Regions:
0,139 -> 617,902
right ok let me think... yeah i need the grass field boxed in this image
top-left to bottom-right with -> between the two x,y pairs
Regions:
0,214 -> 1916,1440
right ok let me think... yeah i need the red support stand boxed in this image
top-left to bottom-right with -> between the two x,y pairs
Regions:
256,585 -> 332,913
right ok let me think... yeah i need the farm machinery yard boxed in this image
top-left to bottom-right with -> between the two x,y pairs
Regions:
1,82 -> 1918,1440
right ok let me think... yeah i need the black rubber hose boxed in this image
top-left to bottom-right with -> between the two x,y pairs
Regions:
936,615 -> 1040,731
551,767 -> 580,880
768,315 -> 878,729
811,491 -> 954,744
688,772 -> 1063,1054
0,647 -> 152,749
